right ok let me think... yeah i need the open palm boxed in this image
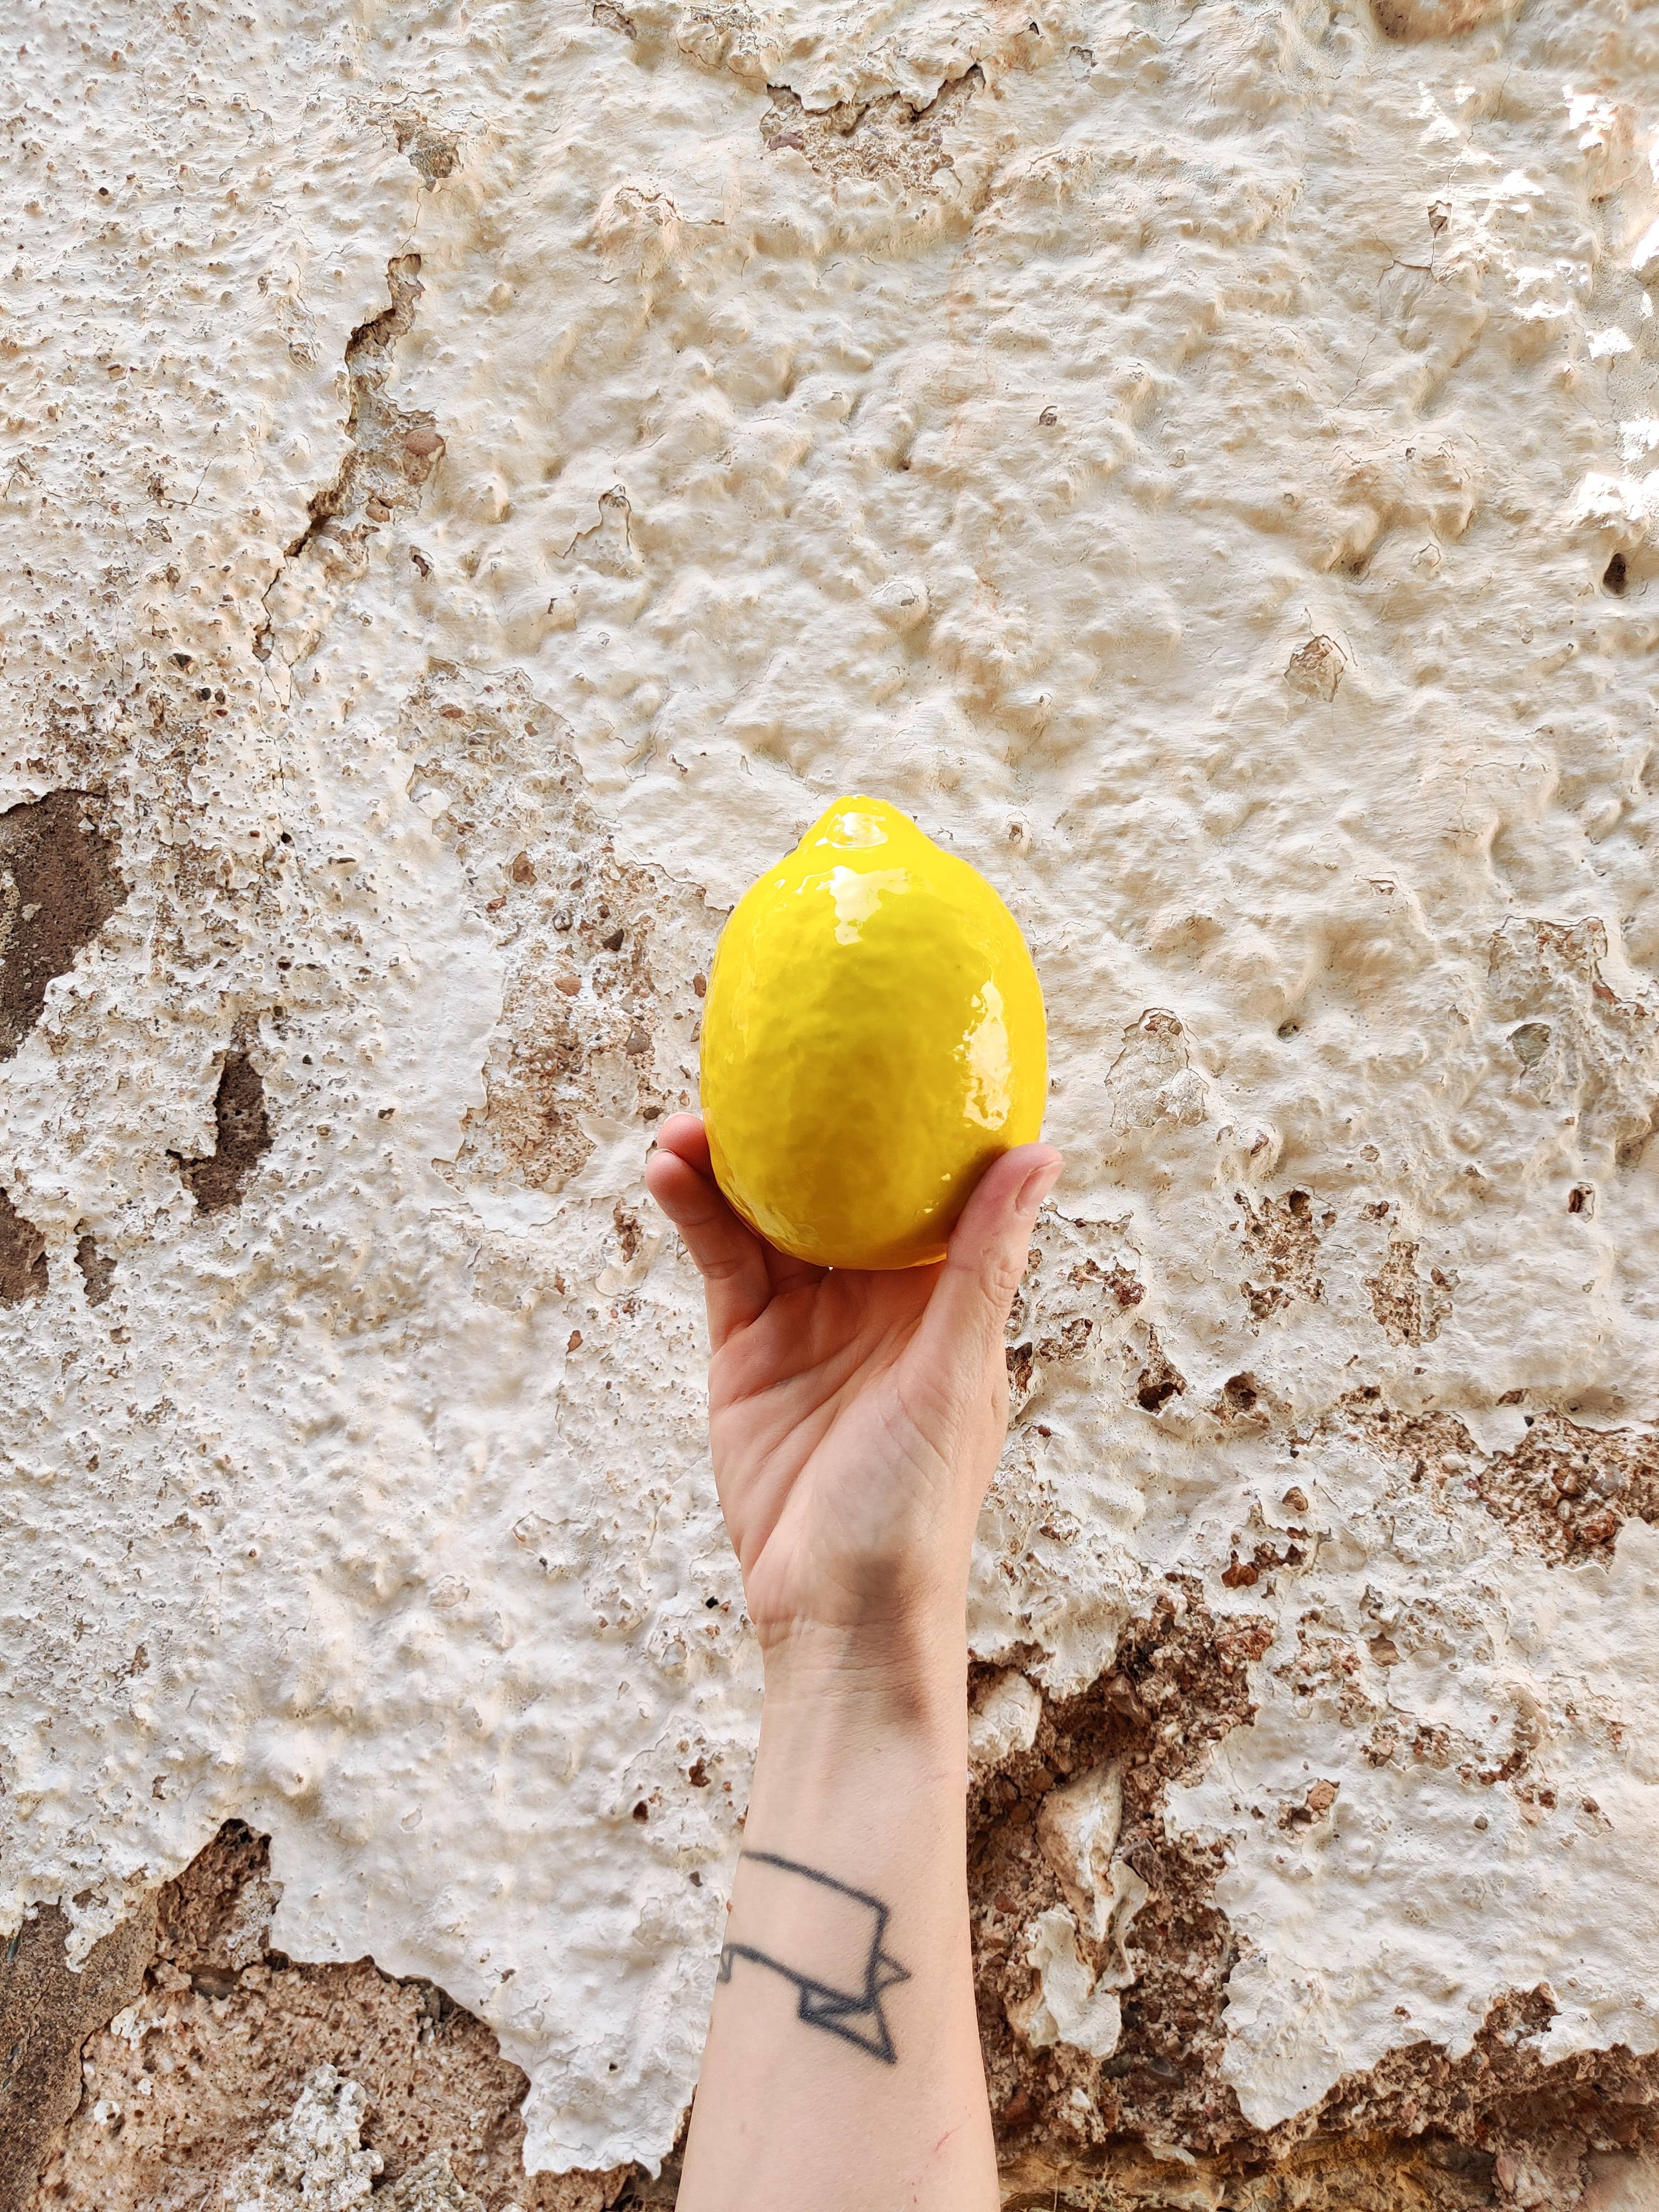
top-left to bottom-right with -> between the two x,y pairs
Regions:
645,1115 -> 1061,1654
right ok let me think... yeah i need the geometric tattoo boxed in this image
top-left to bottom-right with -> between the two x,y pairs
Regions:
717,1850 -> 911,2063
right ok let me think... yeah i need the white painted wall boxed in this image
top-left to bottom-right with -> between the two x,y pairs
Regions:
3,0 -> 1657,2177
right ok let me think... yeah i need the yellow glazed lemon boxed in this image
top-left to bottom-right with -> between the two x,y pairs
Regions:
701,796 -> 1047,1269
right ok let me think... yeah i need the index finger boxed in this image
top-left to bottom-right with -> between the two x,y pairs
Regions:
645,1115 -> 774,1346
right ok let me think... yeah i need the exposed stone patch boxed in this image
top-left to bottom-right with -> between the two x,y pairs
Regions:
375,107 -> 463,187
760,66 -> 983,187
1469,1411 -> 1657,1562
1235,1188 -> 1326,1323
154,1818 -> 286,1980
0,1186 -> 49,1304
382,2154 -> 488,2212
0,791 -> 127,1060
1003,1215 -> 1151,1429
1,1898 -> 158,2212
1284,632 -> 1347,702
222,2064 -> 385,2211
1212,1369 -> 1291,1434
999,2131 -> 1501,2209
1105,1012 -> 1213,1136
1008,1317 -> 1092,1417
1310,1391 -> 1659,1564
1218,1517 -> 1307,1594
1485,919 -> 1659,1172
971,1610 -> 1659,2209
1365,1237 -> 1454,1346
27,1824 -> 651,2212
971,1587 -> 1276,2161
217,2072 -> 502,2212
1132,1327 -> 1186,1416
171,1051 -> 273,1214
72,1233 -> 114,1308
1275,1987 -> 1659,2209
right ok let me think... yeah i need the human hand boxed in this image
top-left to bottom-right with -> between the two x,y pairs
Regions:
645,1114 -> 1062,1688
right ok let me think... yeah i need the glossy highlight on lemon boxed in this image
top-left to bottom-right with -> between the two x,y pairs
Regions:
700,796 -> 1047,1270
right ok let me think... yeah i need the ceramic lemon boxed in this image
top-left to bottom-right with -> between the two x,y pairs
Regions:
700,796 -> 1046,1269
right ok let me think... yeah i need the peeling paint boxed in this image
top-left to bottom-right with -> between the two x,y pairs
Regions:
6,0 -> 1659,2200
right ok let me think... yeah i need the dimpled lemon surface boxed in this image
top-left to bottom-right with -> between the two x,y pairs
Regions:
701,796 -> 1046,1269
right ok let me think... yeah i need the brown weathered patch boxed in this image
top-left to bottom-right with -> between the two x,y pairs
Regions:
1285,633 -> 1345,702
1471,1411 -> 1656,1563
1235,1187 -> 1324,1323
1370,0 -> 1500,38
1220,1528 -> 1307,1591
171,1052 -> 273,1213
1000,2128 -> 1499,2208
383,108 -> 461,186
1281,1985 -> 1659,2203
1132,1326 -> 1186,1414
1313,1392 -> 1658,1563
969,1600 -> 1659,2209
29,1823 -> 661,2212
0,790 -> 127,1059
760,66 -> 983,187
1485,916 -> 1659,1171
73,1233 -> 114,1307
1365,1238 -> 1454,1346
971,1587 -> 1276,2162
0,1185 -> 49,1303
1213,1369 -> 1291,1431
1,1896 -> 158,2210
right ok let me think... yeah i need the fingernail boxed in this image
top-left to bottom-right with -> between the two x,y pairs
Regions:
1016,1159 -> 1061,1217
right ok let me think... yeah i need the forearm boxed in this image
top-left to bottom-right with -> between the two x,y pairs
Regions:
677,1623 -> 998,2212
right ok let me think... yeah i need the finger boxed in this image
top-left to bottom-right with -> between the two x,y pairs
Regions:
651,1111 -> 713,1175
644,1139 -> 774,1345
913,1144 -> 1062,1382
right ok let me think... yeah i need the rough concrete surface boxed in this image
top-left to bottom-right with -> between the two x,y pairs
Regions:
2,0 -> 1659,2204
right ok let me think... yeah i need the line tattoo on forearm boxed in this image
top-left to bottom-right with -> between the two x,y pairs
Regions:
718,1850 -> 911,2063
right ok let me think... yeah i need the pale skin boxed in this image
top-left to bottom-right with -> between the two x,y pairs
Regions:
644,1114 -> 1063,2212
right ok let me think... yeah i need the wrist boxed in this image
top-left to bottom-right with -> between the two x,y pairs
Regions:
758,1616 -> 969,1738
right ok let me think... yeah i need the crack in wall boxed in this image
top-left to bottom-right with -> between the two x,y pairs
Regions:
255,254 -> 447,670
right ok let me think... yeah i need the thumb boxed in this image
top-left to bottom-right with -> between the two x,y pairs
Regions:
914,1142 -> 1062,1379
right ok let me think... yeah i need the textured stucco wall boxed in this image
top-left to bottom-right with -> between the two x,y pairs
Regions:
4,0 -> 1659,2204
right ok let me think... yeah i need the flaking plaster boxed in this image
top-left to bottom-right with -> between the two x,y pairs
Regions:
4,0 -> 1659,2190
